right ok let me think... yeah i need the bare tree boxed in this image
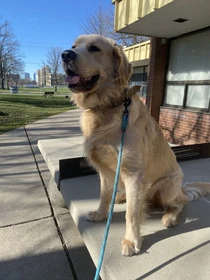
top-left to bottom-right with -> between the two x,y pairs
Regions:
81,5 -> 113,37
80,5 -> 148,47
8,58 -> 24,87
0,17 -> 24,89
44,47 -> 64,91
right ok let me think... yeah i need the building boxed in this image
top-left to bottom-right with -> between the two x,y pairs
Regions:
36,70 -> 41,85
113,0 -> 210,145
25,72 -> 30,82
36,65 -> 51,87
33,73 -> 36,81
124,40 -> 150,100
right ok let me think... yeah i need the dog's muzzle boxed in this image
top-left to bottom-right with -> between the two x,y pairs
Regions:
61,48 -> 99,92
61,50 -> 77,63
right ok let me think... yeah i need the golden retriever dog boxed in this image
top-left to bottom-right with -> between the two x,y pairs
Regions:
62,34 -> 210,256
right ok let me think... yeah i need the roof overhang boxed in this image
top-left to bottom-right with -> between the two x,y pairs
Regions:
131,59 -> 149,68
116,0 -> 210,38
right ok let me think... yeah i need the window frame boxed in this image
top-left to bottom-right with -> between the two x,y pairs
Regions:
163,27 -> 210,112
164,81 -> 210,112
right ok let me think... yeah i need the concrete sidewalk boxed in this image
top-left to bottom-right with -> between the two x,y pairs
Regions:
1,109 -> 210,280
0,109 -> 96,280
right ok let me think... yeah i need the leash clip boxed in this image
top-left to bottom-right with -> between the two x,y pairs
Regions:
123,97 -> 131,112
122,96 -> 131,132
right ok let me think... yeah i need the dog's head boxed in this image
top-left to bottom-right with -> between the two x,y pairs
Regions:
62,34 -> 132,108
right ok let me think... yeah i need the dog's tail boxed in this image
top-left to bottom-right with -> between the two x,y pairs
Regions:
182,182 -> 210,201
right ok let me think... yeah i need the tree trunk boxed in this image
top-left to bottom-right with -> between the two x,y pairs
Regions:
1,78 -> 4,89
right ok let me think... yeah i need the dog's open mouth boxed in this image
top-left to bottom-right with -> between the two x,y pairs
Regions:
65,69 -> 99,91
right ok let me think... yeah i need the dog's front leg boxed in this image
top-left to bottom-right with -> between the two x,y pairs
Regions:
121,172 -> 144,256
86,169 -> 114,222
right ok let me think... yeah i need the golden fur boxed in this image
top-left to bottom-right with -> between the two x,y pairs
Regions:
62,34 -> 210,256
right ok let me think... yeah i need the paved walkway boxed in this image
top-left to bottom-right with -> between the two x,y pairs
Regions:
0,109 -> 95,280
1,109 -> 210,280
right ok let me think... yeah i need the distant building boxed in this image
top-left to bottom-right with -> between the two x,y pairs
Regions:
33,73 -> 36,81
25,72 -> 30,81
36,65 -> 51,87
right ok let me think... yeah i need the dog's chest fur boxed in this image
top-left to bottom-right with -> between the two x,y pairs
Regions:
81,108 -> 122,169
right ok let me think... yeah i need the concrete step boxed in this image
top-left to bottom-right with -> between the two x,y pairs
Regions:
38,137 -> 210,280
38,136 -> 84,185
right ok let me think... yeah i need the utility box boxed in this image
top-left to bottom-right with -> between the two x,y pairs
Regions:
10,87 -> 18,94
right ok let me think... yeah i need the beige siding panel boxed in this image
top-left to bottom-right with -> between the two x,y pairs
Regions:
114,0 -> 174,31
146,44 -> 150,58
114,1 -> 119,31
116,0 -> 128,29
134,47 -> 140,61
124,41 -> 150,63
130,48 -> 134,61
128,0 -> 139,24
158,0 -> 173,9
141,45 -> 146,60
142,0 -> 156,17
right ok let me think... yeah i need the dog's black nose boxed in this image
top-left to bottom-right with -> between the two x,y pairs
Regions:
61,50 -> 77,62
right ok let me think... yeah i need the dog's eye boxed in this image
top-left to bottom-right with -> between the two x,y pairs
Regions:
88,45 -> 101,52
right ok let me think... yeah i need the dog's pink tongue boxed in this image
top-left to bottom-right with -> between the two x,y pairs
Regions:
65,75 -> 80,84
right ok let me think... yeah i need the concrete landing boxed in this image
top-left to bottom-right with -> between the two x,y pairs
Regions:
60,165 -> 210,280
38,136 -> 84,185
38,137 -> 210,280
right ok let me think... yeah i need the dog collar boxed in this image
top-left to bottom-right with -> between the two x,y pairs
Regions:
88,88 -> 130,111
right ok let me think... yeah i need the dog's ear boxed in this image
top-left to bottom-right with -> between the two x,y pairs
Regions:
113,44 -> 132,88
128,85 -> 141,96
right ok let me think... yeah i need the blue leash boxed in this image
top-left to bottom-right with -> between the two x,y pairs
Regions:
94,97 -> 131,280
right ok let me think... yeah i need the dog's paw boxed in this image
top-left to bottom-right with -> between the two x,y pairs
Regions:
121,238 -> 142,256
86,211 -> 107,222
161,214 -> 178,228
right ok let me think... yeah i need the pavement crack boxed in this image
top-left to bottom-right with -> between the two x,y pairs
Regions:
24,127 -> 78,280
0,216 -> 52,229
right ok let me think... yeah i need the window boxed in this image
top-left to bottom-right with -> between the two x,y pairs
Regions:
167,30 -> 210,82
164,29 -> 210,111
165,85 -> 185,106
130,66 -> 148,98
187,85 -> 210,109
130,66 -> 147,83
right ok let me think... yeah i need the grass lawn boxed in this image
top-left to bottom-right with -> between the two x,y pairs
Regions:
0,86 -> 70,94
0,94 -> 75,134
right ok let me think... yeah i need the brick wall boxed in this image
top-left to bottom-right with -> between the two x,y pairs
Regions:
146,37 -> 210,145
160,107 -> 210,145
146,37 -> 169,122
